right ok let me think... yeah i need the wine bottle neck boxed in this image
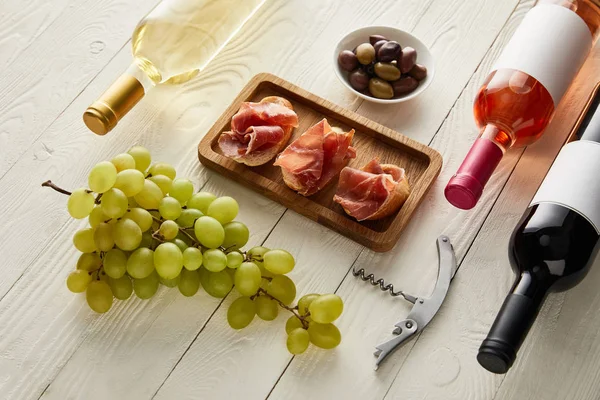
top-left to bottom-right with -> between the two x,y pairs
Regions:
445,125 -> 506,209
477,273 -> 548,374
83,62 -> 147,135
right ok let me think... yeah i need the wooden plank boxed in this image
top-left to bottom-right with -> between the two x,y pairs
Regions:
198,73 -> 442,251
0,0 -> 161,176
0,1 -> 421,399
153,1 -> 523,399
379,14 -> 600,400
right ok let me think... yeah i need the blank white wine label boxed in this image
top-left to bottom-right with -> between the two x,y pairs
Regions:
492,4 -> 592,106
531,141 -> 600,234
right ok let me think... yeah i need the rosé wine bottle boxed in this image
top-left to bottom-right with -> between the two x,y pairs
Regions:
445,0 -> 600,210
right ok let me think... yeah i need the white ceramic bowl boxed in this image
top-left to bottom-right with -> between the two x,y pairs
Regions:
333,26 -> 435,104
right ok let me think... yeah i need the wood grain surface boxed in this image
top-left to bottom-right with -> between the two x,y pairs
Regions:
198,73 -> 442,251
1,0 -> 600,399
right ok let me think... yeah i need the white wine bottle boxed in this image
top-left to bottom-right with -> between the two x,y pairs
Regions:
84,0 -> 265,135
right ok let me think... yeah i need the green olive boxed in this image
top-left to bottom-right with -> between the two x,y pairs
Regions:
355,43 -> 375,65
374,62 -> 401,81
368,78 -> 394,99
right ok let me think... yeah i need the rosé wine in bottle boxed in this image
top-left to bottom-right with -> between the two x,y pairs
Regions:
445,0 -> 600,210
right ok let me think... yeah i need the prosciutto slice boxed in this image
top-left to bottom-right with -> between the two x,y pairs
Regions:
274,119 -> 356,196
231,102 -> 298,133
217,98 -> 299,165
219,125 -> 285,157
333,158 -> 410,221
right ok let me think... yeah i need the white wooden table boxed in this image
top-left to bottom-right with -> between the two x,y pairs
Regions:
2,0 -> 600,399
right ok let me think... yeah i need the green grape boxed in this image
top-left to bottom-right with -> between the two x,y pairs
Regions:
148,174 -> 172,195
226,251 -> 244,269
194,216 -> 224,248
126,247 -> 155,279
182,247 -> 202,271
307,322 -> 341,349
287,328 -> 310,355
104,248 -> 128,279
154,242 -> 183,279
208,270 -> 233,297
67,188 -> 95,219
203,249 -> 227,272
111,153 -> 136,172
198,268 -> 228,298
123,208 -> 153,232
113,219 -> 142,251
134,179 -> 164,209
108,275 -> 133,300
128,146 -> 151,172
88,161 -> 117,194
298,293 -> 320,316
234,262 -> 261,296
254,296 -> 279,321
66,270 -> 92,293
133,271 -> 159,299
159,197 -> 182,220
140,232 -> 153,248
159,220 -> 179,240
148,162 -> 176,180
93,222 -> 115,252
227,296 -> 256,329
170,178 -> 194,204
171,238 -> 188,252
86,280 -> 113,313
176,208 -> 203,228
222,221 -> 249,250
77,252 -> 102,272
285,316 -> 304,334
113,169 -> 145,197
206,196 -> 239,224
100,188 -> 128,218
267,275 -> 296,305
88,206 -> 108,228
263,249 -> 295,275
309,294 -> 344,324
73,228 -> 97,253
159,275 -> 180,288
178,268 -> 200,297
186,192 -> 216,213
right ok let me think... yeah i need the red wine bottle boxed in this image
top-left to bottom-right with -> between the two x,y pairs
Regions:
477,84 -> 600,374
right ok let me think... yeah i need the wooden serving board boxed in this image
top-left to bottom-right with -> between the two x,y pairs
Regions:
198,73 -> 443,252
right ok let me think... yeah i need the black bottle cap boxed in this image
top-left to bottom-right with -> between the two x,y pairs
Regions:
477,293 -> 539,374
477,338 -> 515,374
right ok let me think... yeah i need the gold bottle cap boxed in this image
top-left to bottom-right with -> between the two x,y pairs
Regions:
83,73 -> 145,135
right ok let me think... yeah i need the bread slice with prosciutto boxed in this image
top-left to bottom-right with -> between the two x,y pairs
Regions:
218,96 -> 298,166
333,158 -> 410,221
274,119 -> 356,196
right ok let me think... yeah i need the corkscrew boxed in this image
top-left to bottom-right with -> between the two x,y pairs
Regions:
352,235 -> 457,370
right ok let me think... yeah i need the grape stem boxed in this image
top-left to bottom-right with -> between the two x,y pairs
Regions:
41,180 -> 72,196
41,180 -> 102,204
255,287 -> 309,329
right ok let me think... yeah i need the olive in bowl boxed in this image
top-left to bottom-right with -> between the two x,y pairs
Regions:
333,26 -> 434,104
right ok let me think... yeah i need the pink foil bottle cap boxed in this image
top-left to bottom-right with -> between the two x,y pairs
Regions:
445,137 -> 504,210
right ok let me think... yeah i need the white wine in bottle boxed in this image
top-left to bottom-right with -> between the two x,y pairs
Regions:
84,0 -> 265,135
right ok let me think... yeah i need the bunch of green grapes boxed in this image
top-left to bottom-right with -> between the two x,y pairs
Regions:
46,145 -> 344,355
227,247 -> 344,354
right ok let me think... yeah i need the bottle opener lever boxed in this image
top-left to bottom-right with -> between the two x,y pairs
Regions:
372,235 -> 457,370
